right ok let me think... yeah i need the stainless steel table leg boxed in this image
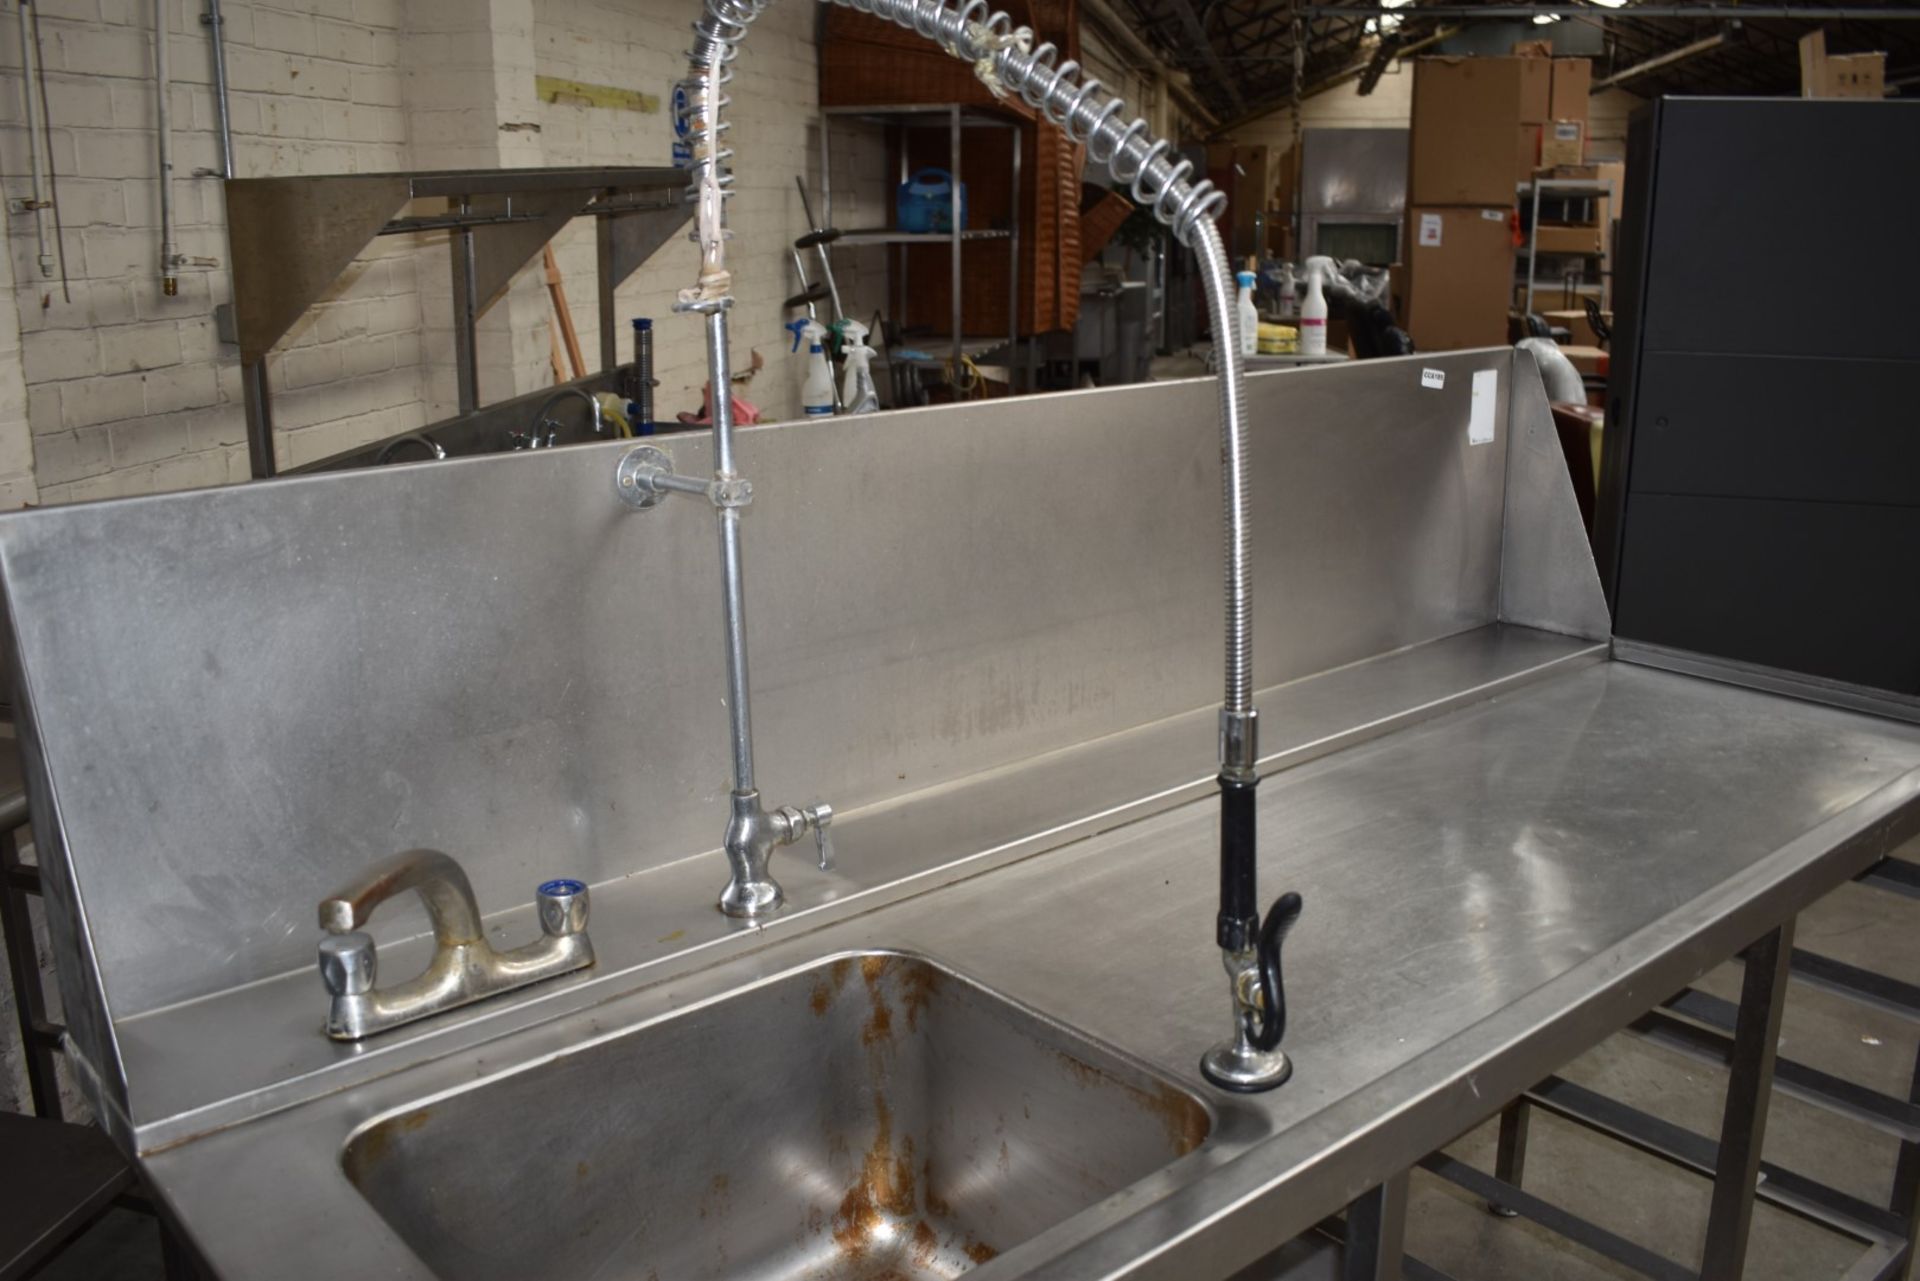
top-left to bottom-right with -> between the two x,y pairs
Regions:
1700,920 -> 1795,1281
1893,1042 -> 1920,1281
241,358 -> 274,479
1489,1099 -> 1531,1217
1344,1170 -> 1409,1281
451,204 -> 479,416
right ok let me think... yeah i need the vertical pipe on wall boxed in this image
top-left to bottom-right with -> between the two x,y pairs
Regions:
199,0 -> 234,179
15,1 -> 54,277
153,0 -> 179,295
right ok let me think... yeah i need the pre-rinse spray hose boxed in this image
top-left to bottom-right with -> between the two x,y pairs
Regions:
676,0 -> 1255,745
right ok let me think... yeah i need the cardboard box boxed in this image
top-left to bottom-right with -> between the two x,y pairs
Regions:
1822,54 -> 1885,98
1511,39 -> 1553,59
1519,56 -> 1552,125
1595,159 -> 1625,237
1534,221 -> 1605,255
1800,30 -> 1887,99
1540,119 -> 1585,167
1517,125 -> 1542,183
1412,57 -> 1549,205
1559,344 -> 1607,377
1550,58 -> 1591,125
1404,206 -> 1515,352
1542,307 -> 1610,347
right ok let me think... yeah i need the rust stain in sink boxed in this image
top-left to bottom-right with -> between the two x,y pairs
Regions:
1052,1049 -> 1209,1156
343,1106 -> 432,1182
830,1093 -> 918,1264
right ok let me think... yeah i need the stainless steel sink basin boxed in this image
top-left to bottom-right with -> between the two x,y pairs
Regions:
343,952 -> 1210,1279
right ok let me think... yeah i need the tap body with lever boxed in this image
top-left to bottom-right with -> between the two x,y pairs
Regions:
510,386 -> 613,451
316,849 -> 593,1040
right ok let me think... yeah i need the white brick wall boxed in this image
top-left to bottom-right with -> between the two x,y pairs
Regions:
0,0 -> 425,504
0,0 -> 906,505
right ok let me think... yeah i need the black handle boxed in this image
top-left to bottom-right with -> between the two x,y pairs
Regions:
1247,891 -> 1303,1052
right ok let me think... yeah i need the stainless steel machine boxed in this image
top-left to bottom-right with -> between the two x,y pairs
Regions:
3,348 -> 1916,1279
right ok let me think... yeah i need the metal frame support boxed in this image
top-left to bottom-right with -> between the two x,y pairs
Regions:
1452,864 -> 1920,1281
1894,1046 -> 1920,1281
241,360 -> 274,479
0,794 -> 64,1120
451,200 -> 481,417
1701,920 -> 1795,1280
1489,1100 -> 1530,1217
949,104 -> 962,374
1344,1172 -> 1409,1281
1008,122 -> 1021,390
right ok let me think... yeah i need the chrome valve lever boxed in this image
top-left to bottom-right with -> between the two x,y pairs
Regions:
803,802 -> 833,871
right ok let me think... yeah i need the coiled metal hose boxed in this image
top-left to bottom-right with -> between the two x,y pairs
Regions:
679,0 -> 1254,732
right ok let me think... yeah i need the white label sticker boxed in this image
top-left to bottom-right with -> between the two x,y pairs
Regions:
1553,121 -> 1581,141
1420,368 -> 1445,390
1468,368 -> 1498,445
1480,208 -> 1507,221
1418,213 -> 1442,247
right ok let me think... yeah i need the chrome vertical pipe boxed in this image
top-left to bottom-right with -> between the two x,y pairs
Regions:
201,0 -> 234,179
16,1 -> 54,277
153,0 -> 179,294
705,307 -> 755,793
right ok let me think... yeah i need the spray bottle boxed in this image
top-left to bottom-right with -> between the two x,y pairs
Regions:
1235,269 -> 1259,359
1299,265 -> 1329,357
786,318 -> 835,417
838,320 -> 880,414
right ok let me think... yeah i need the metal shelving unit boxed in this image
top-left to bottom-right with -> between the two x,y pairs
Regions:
819,103 -> 1020,378
1517,176 -> 1617,317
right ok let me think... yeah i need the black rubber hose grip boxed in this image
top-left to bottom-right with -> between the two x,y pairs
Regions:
1216,776 -> 1258,952
1248,891 -> 1303,1051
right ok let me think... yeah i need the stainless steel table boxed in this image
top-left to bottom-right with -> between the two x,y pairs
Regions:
4,350 -> 1915,1279
129,646 -> 1920,1280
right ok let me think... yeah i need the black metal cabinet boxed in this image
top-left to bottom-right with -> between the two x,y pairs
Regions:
1596,97 -> 1920,699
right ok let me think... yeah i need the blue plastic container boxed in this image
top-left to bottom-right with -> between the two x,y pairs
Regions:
896,168 -> 967,234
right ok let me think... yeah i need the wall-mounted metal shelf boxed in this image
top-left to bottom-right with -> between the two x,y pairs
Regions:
225,166 -> 690,478
835,228 -> 1012,246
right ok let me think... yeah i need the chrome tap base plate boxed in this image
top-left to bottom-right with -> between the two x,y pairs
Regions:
1200,1041 -> 1292,1093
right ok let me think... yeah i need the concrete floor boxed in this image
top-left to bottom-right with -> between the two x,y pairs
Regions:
21,843 -> 1918,1280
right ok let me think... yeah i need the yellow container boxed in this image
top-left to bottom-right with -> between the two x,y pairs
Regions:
1257,322 -> 1298,355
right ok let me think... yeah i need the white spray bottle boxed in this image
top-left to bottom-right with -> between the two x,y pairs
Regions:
1235,270 -> 1259,358
839,320 -> 880,414
1299,265 -> 1329,357
787,318 -> 835,417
